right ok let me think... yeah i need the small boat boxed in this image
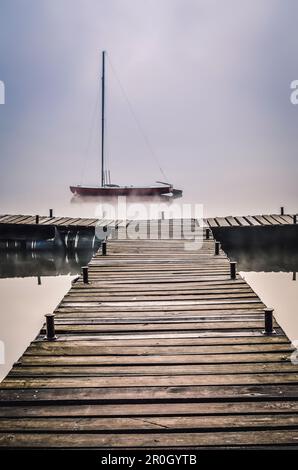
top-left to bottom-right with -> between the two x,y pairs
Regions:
70,182 -> 182,198
70,52 -> 182,199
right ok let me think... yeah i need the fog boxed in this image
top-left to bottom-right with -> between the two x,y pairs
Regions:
0,0 -> 297,218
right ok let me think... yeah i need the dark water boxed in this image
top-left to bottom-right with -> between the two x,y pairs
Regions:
0,250 -> 98,279
216,228 -> 298,343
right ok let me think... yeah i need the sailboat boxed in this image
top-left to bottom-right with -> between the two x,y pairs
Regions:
70,51 -> 182,198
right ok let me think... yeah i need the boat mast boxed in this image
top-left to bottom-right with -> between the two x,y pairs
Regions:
101,51 -> 105,187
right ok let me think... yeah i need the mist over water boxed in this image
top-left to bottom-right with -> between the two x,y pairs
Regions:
0,1 -> 297,219
1,192 -> 297,223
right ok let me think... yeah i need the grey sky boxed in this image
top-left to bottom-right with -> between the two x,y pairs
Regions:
0,0 -> 297,216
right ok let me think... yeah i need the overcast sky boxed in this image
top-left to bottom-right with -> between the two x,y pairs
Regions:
0,0 -> 297,217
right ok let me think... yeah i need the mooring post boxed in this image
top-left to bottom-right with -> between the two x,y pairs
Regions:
44,313 -> 57,341
82,266 -> 89,284
215,241 -> 220,255
49,209 -> 53,218
293,214 -> 297,224
37,276 -> 41,285
35,215 -> 39,224
102,240 -> 107,256
230,261 -> 237,280
206,228 -> 211,240
103,226 -> 107,233
280,207 -> 284,216
263,308 -> 275,335
293,272 -> 296,281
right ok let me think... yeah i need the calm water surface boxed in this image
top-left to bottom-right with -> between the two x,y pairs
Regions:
241,272 -> 298,343
0,276 -> 72,381
0,247 -> 97,381
223,237 -> 298,343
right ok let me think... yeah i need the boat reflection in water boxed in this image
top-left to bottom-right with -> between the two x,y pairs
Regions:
0,229 -> 101,279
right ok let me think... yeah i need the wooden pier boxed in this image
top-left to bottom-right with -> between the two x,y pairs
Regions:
206,213 -> 297,227
0,213 -> 106,228
0,211 -> 297,229
0,219 -> 297,448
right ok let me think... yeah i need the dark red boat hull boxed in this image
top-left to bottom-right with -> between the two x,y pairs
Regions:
70,185 -> 181,197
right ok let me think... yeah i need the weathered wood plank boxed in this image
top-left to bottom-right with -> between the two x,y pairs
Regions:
253,215 -> 272,226
2,371 -> 298,389
1,400 -> 297,418
234,216 -> 251,227
225,216 -> 241,227
243,216 -> 261,226
1,414 -> 298,432
279,215 -> 295,224
215,217 -> 231,227
31,335 -> 291,347
262,215 -> 282,225
206,218 -> 219,227
1,384 -> 298,404
1,429 -> 298,447
37,321 -> 274,335
20,353 -> 292,366
10,362 -> 298,378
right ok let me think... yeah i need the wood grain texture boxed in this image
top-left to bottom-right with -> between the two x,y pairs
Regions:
0,218 -> 297,448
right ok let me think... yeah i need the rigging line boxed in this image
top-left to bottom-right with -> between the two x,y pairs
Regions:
106,55 -> 168,182
80,87 -> 100,185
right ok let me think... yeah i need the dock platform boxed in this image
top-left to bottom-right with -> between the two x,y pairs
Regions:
0,212 -> 297,229
0,220 -> 297,448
